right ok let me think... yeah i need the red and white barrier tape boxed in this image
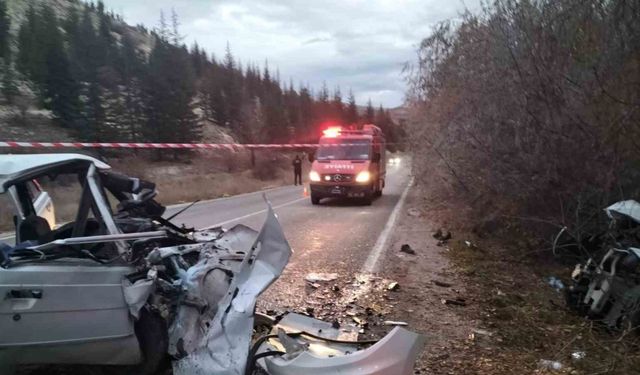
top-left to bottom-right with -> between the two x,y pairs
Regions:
0,141 -> 322,150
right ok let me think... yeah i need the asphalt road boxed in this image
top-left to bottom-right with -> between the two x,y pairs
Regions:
164,160 -> 412,311
1,161 -> 412,312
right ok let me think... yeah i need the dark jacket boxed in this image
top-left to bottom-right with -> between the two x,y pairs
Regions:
292,158 -> 302,172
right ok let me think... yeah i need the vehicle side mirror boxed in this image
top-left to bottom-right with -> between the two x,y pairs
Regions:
308,152 -> 315,163
373,153 -> 381,163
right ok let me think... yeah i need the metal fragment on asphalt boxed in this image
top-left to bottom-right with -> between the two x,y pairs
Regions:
305,272 -> 339,282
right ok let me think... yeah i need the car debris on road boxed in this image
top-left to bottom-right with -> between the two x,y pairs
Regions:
305,272 -> 339,283
441,298 -> 466,307
400,243 -> 416,255
387,281 -> 400,291
0,154 -> 426,375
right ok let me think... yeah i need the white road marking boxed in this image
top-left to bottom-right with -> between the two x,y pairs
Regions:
166,185 -> 295,210
202,197 -> 308,229
362,176 -> 414,273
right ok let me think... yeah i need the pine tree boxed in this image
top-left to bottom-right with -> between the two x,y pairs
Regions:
144,38 -> 200,158
331,86 -> 344,122
313,81 -> 331,130
365,99 -> 375,124
85,80 -> 107,140
190,43 -> 206,77
2,63 -> 18,104
17,5 -> 45,86
262,60 -> 271,90
203,65 -> 227,126
375,105 -> 385,125
284,79 -> 301,140
40,4 -> 82,129
222,43 -> 242,128
157,10 -> 168,41
170,8 -> 183,46
65,7 -> 86,82
0,0 -> 10,62
119,33 -> 146,141
346,89 -> 358,125
98,9 -> 115,65
97,0 -> 105,15
298,84 -> 315,141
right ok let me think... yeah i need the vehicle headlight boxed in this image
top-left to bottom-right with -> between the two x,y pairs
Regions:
355,171 -> 371,183
309,171 -> 321,182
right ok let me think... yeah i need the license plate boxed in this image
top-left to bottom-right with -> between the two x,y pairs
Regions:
331,187 -> 342,195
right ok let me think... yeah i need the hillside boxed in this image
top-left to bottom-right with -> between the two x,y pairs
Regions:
0,0 -> 403,149
1,0 -> 237,144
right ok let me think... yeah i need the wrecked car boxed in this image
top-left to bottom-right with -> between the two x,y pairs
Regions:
566,200 -> 640,330
0,153 -> 425,375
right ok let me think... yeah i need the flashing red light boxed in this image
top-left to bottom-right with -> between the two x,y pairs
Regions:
323,126 -> 342,138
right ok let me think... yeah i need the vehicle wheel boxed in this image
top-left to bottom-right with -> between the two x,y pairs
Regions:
361,189 -> 373,205
311,194 -> 321,205
375,181 -> 383,197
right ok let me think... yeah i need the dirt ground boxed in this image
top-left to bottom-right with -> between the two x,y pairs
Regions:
379,185 -> 640,375
377,186 -> 484,374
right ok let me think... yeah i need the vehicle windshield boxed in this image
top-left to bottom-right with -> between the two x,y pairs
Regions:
317,138 -> 371,161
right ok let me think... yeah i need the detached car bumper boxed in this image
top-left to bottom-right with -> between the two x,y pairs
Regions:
310,184 -> 371,198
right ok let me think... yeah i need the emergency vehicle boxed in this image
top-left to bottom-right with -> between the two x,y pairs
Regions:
308,124 -> 386,205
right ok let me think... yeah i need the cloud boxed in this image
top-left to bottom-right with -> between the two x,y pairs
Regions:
103,0 -> 481,107
303,36 -> 332,45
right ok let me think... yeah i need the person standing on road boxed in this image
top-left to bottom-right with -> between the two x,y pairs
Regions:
293,155 -> 302,185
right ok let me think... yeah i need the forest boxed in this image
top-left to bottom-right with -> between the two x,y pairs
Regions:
0,0 -> 403,148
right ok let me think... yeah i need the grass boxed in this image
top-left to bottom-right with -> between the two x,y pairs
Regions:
152,169 -> 288,204
447,235 -> 640,374
111,151 -> 297,205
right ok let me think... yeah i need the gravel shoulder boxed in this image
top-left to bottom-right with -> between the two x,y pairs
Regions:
376,185 -> 482,374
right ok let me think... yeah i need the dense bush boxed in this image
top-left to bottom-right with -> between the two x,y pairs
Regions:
408,0 -> 640,238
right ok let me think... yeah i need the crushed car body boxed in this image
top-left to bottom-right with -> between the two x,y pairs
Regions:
566,200 -> 640,330
0,154 -> 425,375
254,312 -> 426,375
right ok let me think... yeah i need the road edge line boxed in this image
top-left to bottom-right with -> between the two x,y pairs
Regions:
362,176 -> 414,273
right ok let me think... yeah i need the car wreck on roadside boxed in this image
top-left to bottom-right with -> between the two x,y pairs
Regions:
566,200 -> 640,331
0,154 -> 425,375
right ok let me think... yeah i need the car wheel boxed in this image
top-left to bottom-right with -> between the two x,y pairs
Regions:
361,189 -> 373,206
311,194 -> 321,205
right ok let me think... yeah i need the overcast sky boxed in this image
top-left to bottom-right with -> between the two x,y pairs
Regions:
101,0 -> 480,108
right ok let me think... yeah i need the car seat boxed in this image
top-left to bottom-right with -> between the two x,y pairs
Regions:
18,215 -> 54,245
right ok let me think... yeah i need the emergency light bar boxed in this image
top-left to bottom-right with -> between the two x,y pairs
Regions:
322,124 -> 383,137
322,127 -> 342,138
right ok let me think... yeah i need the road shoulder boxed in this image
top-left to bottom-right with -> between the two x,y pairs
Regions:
377,185 -> 483,374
